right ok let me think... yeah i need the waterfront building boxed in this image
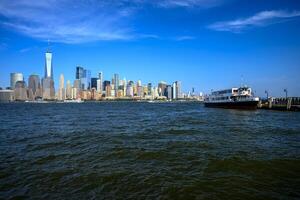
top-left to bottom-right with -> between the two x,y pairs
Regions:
147,83 -> 152,95
66,80 -> 72,99
123,78 -> 127,96
73,79 -> 81,90
28,74 -> 42,100
58,74 -> 65,101
153,87 -> 159,98
126,81 -> 134,97
105,85 -> 111,97
72,87 -> 79,100
166,85 -> 172,99
158,81 -> 167,97
172,82 -> 177,99
103,80 -> 110,89
176,81 -> 182,98
76,66 -> 91,90
0,90 -> 15,102
10,73 -> 23,89
42,50 -> 55,100
91,78 -> 98,90
143,86 -> 148,96
14,81 -> 27,101
97,72 -> 103,92
114,73 -> 119,90
42,77 -> 55,100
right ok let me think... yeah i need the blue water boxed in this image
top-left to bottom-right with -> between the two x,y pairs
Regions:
0,102 -> 300,199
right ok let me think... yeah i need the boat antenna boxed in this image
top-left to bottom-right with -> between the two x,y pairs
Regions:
47,39 -> 50,52
241,75 -> 245,87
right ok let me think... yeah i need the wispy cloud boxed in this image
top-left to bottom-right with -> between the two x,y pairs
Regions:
0,0 -> 137,44
0,0 -> 223,44
208,10 -> 300,32
174,36 -> 196,41
157,0 -> 223,8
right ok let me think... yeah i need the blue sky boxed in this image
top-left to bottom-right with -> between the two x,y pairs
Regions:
0,0 -> 300,97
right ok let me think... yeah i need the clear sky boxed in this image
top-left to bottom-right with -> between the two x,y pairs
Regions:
0,0 -> 300,97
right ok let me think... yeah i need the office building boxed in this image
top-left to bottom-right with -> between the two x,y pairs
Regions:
0,90 -> 15,102
166,85 -> 172,99
42,50 -> 55,100
66,80 -> 72,99
28,74 -> 42,100
76,66 -> 91,90
10,73 -> 23,89
97,72 -> 103,92
114,73 -> 119,90
58,74 -> 65,101
91,78 -> 98,89
45,51 -> 53,79
14,81 -> 27,101
158,81 -> 167,97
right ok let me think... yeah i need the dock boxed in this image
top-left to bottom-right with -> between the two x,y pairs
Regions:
258,97 -> 300,111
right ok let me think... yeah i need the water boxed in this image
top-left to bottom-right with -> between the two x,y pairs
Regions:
0,102 -> 300,199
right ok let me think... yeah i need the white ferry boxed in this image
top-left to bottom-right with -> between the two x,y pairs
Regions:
204,86 -> 260,109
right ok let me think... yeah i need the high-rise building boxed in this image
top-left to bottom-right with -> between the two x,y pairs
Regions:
91,78 -> 98,89
114,73 -> 119,90
42,50 -> 55,100
172,82 -> 177,99
14,81 -> 27,101
42,78 -> 55,100
147,83 -> 152,95
76,66 -> 84,80
58,74 -> 65,101
166,85 -> 172,99
28,74 -> 42,100
97,72 -> 103,92
158,81 -> 167,97
76,66 -> 91,90
176,81 -> 182,99
10,73 -> 23,89
45,51 -> 53,79
66,80 -> 72,99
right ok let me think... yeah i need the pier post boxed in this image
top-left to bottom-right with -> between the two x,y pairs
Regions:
268,98 -> 272,109
287,98 -> 292,110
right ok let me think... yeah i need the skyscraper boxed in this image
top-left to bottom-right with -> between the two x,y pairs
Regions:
91,78 -> 98,89
114,73 -> 119,90
45,51 -> 53,79
158,81 -> 167,97
97,72 -> 103,92
10,73 -> 23,89
58,74 -> 65,101
42,49 -> 55,100
28,74 -> 42,100
14,81 -> 27,101
147,83 -> 152,96
66,80 -> 72,99
172,82 -> 177,100
76,66 -> 91,90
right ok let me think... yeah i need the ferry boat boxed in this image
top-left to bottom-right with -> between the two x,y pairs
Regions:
204,86 -> 259,110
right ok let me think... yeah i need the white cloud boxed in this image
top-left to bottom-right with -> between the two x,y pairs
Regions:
0,0 -> 136,44
208,10 -> 300,32
0,0 -> 222,44
157,0 -> 223,8
174,36 -> 196,41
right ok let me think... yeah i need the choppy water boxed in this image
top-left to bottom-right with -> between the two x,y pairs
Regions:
0,102 -> 300,199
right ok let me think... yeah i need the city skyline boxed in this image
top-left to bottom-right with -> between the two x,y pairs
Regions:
1,0 -> 300,97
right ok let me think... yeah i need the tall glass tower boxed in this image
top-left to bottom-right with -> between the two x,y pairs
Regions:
45,51 -> 53,79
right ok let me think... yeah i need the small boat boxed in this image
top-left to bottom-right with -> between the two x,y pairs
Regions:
204,86 -> 259,110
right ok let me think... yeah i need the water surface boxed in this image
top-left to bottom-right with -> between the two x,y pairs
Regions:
0,102 -> 299,199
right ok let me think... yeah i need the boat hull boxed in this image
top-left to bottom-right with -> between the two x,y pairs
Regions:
204,101 -> 259,110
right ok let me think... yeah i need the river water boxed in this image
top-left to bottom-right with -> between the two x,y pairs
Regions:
0,102 -> 299,199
